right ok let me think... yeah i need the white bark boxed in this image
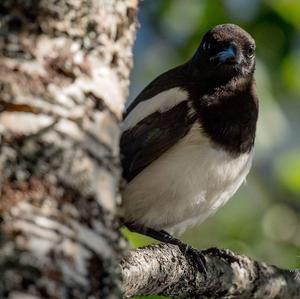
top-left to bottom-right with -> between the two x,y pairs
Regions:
0,0 -> 137,297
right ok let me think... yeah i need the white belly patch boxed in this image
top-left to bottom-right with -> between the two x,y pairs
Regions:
122,124 -> 253,233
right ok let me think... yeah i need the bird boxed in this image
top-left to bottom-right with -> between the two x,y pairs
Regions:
120,24 -> 258,265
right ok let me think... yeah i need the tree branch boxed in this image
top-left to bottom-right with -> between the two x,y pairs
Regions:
121,243 -> 300,298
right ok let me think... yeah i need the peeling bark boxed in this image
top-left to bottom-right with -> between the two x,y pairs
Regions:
0,0 -> 137,298
121,244 -> 300,298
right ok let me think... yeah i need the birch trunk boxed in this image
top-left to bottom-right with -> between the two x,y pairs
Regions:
0,0 -> 137,298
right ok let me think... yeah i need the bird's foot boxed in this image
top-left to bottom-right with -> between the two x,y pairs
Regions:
178,243 -> 208,276
203,247 -> 241,266
124,222 -> 207,275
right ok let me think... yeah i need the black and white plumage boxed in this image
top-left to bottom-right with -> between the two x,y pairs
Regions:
121,24 -> 258,235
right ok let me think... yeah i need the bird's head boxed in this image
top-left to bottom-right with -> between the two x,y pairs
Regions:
192,24 -> 256,79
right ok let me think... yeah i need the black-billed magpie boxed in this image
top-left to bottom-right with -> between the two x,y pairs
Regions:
120,24 -> 258,267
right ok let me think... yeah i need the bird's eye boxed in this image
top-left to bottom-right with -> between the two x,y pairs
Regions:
247,45 -> 255,57
202,42 -> 210,51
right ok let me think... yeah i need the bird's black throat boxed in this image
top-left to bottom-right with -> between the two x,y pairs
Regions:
188,74 -> 258,155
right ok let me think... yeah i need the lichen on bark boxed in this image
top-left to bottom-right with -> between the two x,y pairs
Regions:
0,0 -> 137,298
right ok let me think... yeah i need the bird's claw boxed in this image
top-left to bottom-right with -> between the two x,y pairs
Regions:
179,244 -> 208,276
124,223 -> 208,275
203,247 -> 241,266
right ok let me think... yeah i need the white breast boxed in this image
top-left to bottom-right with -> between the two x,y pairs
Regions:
122,124 -> 253,234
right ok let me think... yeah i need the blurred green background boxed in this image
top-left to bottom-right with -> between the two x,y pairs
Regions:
124,0 -> 300,297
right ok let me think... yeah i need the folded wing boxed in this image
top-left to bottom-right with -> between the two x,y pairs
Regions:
122,100 -> 198,181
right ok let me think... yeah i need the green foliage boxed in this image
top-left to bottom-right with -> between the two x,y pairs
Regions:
267,0 -> 300,28
274,149 -> 300,197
